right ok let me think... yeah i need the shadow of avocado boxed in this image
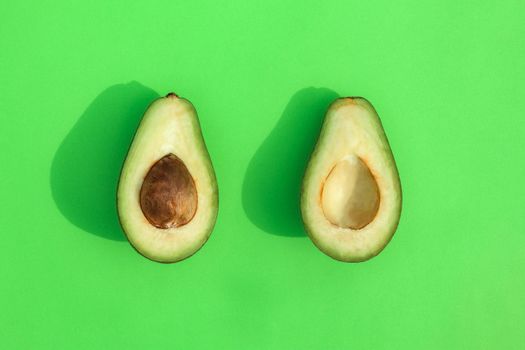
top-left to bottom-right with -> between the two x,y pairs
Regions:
242,87 -> 339,237
50,82 -> 159,241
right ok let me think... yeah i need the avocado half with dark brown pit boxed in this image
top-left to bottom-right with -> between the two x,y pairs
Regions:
301,97 -> 401,262
118,93 -> 218,263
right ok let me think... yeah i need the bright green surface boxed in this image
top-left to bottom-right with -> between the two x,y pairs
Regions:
1,1 -> 524,348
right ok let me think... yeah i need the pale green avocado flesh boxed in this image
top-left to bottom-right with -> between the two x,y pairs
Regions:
117,93 -> 218,263
301,97 -> 402,262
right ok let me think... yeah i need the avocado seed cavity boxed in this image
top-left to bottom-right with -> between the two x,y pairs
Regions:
140,154 -> 197,229
321,155 -> 380,230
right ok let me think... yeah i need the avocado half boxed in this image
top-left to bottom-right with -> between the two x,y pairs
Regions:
301,97 -> 401,262
117,93 -> 218,263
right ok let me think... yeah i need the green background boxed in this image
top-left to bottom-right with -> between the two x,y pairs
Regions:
1,0 -> 524,348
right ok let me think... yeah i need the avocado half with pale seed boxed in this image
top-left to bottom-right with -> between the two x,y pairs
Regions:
301,97 -> 401,262
117,93 -> 218,263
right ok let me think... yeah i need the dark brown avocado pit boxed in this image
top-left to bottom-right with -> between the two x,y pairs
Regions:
139,154 -> 197,229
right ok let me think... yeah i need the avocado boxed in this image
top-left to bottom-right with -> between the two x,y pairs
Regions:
117,93 -> 218,263
301,97 -> 401,262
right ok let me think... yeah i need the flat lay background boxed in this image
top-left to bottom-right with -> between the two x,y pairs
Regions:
1,1 -> 524,349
